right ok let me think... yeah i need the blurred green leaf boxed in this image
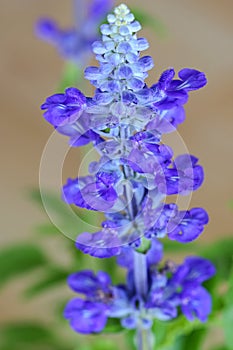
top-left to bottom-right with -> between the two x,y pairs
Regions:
102,318 -> 124,334
35,223 -> 61,235
170,328 -> 207,350
200,238 -> 233,280
24,267 -> 69,298
223,269 -> 233,349
153,316 -> 202,349
0,244 -> 47,288
59,62 -> 82,91
0,323 -> 52,343
162,239 -> 197,253
30,189 -> 99,240
55,298 -> 70,322
132,8 -> 167,37
92,338 -> 119,350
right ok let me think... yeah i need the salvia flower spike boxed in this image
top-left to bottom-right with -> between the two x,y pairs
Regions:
41,4 -> 215,349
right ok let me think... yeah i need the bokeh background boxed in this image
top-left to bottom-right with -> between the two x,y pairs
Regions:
1,0 -> 233,348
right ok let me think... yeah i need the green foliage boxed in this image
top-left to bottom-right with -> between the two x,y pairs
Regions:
58,63 -> 82,91
35,223 -> 61,235
24,266 -> 69,298
30,189 -> 99,239
0,244 -> 47,288
152,316 -> 202,350
162,238 -> 197,253
0,322 -> 66,350
171,328 -> 207,350
102,318 -> 124,334
200,238 -> 233,280
222,270 -> 233,349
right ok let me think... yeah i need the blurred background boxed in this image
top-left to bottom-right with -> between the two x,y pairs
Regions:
1,0 -> 233,349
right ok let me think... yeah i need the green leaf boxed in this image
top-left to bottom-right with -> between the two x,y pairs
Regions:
30,189 -> 99,240
0,244 -> 47,288
223,269 -> 233,349
153,316 -> 202,349
58,62 -> 82,91
172,328 -> 207,350
35,223 -> 61,235
132,8 -> 167,37
200,238 -> 233,280
55,298 -> 70,321
0,322 -> 68,350
24,267 -> 69,298
102,318 -> 124,334
162,238 -> 197,253
92,339 -> 119,350
0,323 -> 52,344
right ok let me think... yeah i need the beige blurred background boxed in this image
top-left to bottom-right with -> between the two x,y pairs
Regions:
1,0 -> 233,339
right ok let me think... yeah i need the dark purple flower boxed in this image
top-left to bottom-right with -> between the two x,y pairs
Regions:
62,170 -> 119,211
88,0 -> 114,22
62,177 -> 93,210
149,68 -> 207,111
67,270 -> 111,297
169,256 -> 215,321
181,286 -> 212,322
41,88 -> 86,127
36,0 -> 114,62
172,256 -> 216,286
177,69 -> 207,91
64,298 -> 108,333
56,111 -> 103,147
167,207 -> 209,242
145,204 -> 208,243
35,18 -> 59,43
156,154 -> 204,195
146,106 -> 186,134
126,142 -> 172,174
76,226 -> 121,258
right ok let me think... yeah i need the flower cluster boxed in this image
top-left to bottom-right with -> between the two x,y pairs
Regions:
64,240 -> 215,334
36,0 -> 114,63
41,3 -> 215,339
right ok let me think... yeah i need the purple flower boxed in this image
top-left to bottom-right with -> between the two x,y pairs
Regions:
36,0 -> 114,63
62,170 -> 120,211
145,204 -> 208,243
167,207 -> 209,242
180,286 -> 212,322
150,68 -> 207,111
171,256 -> 216,286
146,106 -> 186,134
41,88 -> 86,127
76,224 -> 121,258
156,154 -> 204,195
41,4 -> 213,336
126,134 -> 173,174
68,270 -> 111,297
170,256 -> 215,322
64,298 -> 108,334
57,111 -> 103,147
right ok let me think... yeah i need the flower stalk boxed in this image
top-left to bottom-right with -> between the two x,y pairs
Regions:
40,3 -> 216,348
